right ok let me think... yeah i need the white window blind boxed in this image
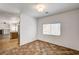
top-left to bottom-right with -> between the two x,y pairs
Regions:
43,23 -> 61,36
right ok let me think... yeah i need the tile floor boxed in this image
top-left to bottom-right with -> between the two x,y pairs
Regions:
1,40 -> 79,55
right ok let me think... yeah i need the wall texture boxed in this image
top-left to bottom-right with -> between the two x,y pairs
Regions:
20,13 -> 37,45
37,9 -> 79,50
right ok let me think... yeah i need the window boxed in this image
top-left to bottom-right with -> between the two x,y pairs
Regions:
43,23 -> 61,36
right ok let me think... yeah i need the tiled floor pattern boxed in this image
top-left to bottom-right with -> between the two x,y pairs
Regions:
1,40 -> 79,55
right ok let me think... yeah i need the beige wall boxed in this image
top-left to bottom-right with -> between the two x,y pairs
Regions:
37,9 -> 79,50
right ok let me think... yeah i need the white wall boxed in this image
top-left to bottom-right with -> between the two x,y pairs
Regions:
37,9 -> 79,50
20,13 -> 37,45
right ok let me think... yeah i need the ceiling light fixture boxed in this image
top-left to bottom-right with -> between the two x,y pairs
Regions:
35,4 -> 46,12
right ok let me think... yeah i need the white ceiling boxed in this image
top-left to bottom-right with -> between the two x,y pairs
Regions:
0,3 -> 79,18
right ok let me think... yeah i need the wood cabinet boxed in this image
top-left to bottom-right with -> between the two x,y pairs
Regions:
10,32 -> 18,39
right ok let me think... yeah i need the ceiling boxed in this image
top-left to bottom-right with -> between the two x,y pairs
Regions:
0,3 -> 79,18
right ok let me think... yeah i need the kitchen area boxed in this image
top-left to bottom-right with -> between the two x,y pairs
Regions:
0,16 -> 20,53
